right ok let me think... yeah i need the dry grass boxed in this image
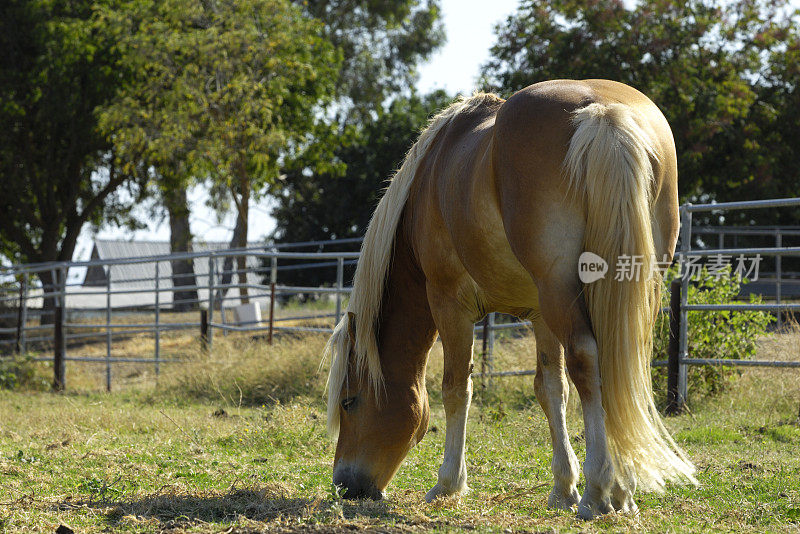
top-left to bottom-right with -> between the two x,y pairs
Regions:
1,328 -> 800,533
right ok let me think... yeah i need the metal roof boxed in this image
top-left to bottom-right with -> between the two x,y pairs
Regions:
84,239 -> 267,288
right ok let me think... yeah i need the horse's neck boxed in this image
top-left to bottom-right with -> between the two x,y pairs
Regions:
376,228 -> 437,385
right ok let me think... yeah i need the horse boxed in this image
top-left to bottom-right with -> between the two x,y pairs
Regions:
323,79 -> 697,519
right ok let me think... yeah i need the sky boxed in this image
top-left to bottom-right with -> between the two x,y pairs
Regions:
72,0 -> 522,263
417,0 -> 521,95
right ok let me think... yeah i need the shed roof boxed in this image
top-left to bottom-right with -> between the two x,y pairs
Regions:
84,239 -> 266,288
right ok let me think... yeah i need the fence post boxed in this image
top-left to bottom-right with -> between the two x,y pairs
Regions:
200,309 -> 209,350
677,205 -> 692,405
776,231 -> 782,330
14,276 -> 24,354
221,297 -> 227,338
154,260 -> 160,377
207,256 -> 215,350
268,256 -> 277,345
53,266 -> 67,391
18,272 -> 28,354
335,257 -> 344,325
666,278 -> 684,414
105,265 -> 112,392
480,315 -> 489,392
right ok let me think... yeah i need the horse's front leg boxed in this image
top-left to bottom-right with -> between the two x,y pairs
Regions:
424,287 -> 475,502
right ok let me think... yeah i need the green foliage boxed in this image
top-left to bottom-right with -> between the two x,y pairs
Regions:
269,90 -> 454,288
273,90 -> 453,243
0,0 -> 445,268
97,0 -> 341,209
264,1 -> 445,266
653,268 -> 774,399
0,354 -> 48,391
297,0 -> 445,123
0,0 -> 148,265
481,0 -> 800,224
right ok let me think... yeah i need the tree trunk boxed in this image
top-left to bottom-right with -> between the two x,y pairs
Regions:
214,214 -> 245,308
164,186 -> 199,311
37,267 -> 60,326
235,175 -> 250,304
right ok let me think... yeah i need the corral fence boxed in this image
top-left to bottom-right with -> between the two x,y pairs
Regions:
1,199 -> 799,403
0,238 -> 362,391
663,197 -> 800,413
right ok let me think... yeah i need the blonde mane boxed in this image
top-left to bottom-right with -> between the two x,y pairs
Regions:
324,93 -> 504,437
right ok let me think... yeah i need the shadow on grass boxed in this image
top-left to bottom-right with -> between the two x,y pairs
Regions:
85,485 -> 412,531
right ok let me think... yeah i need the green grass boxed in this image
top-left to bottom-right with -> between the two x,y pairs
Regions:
1,333 -> 800,533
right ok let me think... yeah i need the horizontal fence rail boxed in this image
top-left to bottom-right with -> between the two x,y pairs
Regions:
2,201 -> 800,398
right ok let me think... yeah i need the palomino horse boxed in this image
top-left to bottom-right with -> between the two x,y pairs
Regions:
324,79 -> 697,519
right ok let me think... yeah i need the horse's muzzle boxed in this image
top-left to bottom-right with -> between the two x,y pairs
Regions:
333,464 -> 384,500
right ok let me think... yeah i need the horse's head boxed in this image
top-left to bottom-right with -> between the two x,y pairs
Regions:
329,313 -> 430,500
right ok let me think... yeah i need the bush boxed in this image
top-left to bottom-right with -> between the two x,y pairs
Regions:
652,267 -> 774,401
0,354 -> 49,391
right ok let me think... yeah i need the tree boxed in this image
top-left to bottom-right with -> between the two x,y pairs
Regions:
0,0 -> 147,319
160,170 -> 199,311
480,0 -> 799,223
97,0 -> 340,304
751,24 -> 800,224
262,1 -> 446,292
297,0 -> 445,123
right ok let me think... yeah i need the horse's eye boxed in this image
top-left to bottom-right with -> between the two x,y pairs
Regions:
341,396 -> 358,412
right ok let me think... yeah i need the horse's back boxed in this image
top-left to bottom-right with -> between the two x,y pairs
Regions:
408,79 -> 678,318
492,79 -> 678,285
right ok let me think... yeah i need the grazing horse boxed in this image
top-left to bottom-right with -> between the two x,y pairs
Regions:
324,79 -> 697,519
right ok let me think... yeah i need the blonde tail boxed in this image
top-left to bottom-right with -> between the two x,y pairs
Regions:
565,103 -> 696,492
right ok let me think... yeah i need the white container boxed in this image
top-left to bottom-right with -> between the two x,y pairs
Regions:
233,302 -> 262,325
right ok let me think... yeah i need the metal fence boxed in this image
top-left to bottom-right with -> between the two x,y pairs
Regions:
0,237 -> 522,391
665,198 -> 800,412
0,240 -> 364,390
2,200 -> 800,400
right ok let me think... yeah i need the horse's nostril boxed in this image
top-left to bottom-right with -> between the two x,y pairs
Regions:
333,465 -> 381,500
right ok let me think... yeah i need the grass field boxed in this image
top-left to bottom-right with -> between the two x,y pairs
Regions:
1,330 -> 800,533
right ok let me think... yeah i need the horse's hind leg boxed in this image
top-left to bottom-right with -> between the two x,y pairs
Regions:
534,280 -> 617,520
532,317 -> 580,510
425,286 -> 475,502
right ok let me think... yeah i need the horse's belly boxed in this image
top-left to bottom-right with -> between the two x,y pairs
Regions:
459,229 -> 541,315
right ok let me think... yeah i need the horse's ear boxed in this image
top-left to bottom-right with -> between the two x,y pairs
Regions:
347,312 -> 356,346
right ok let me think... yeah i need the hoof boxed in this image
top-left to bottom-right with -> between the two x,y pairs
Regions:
577,492 -> 614,520
611,492 -> 638,514
611,481 -> 638,514
425,482 -> 469,503
547,487 -> 580,511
